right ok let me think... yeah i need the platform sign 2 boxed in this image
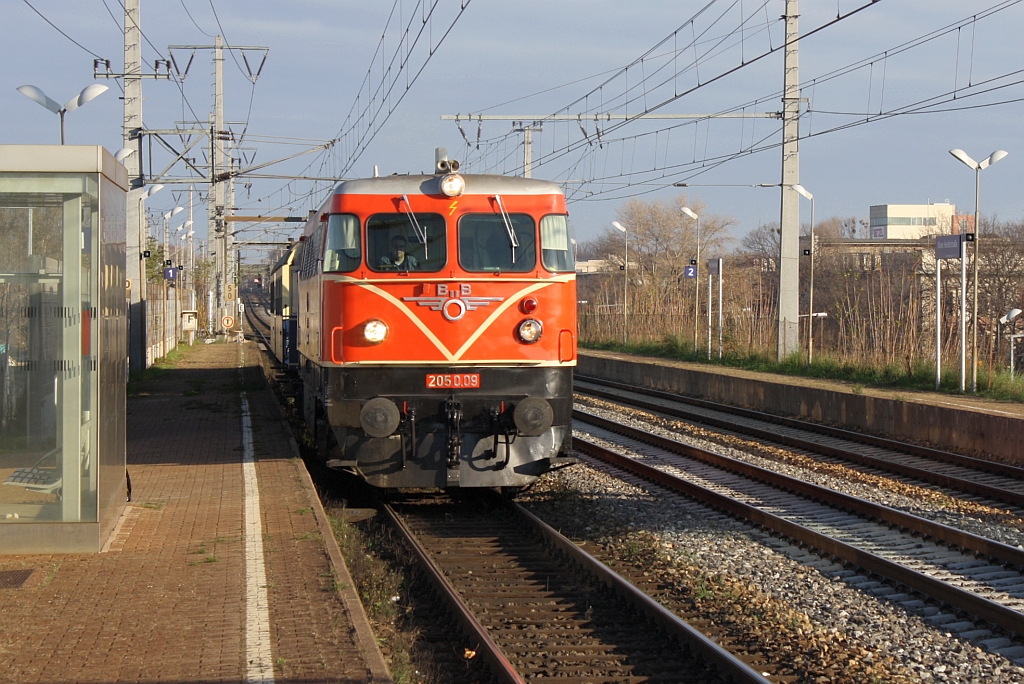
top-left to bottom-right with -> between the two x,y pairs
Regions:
935,234 -> 962,260
684,265 -> 697,279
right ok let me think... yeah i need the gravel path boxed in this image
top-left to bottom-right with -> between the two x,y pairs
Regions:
514,401 -> 1024,683
576,395 -> 1024,549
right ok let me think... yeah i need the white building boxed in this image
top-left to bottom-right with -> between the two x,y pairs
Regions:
869,202 -> 956,239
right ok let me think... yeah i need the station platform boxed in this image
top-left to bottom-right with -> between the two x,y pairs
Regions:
580,349 -> 1024,461
0,341 -> 392,684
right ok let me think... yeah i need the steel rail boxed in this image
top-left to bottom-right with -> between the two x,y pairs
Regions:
574,408 -> 1024,569
384,499 -> 772,684
576,375 -> 1024,480
576,377 -> 1024,508
380,503 -> 525,684
571,424 -> 1024,636
511,503 -> 773,684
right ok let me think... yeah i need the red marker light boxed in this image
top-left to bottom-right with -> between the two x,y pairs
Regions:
520,297 -> 538,314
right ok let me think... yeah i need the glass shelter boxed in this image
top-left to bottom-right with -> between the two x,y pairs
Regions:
0,146 -> 127,553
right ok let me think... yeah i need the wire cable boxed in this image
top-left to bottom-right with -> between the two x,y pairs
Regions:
22,0 -> 106,59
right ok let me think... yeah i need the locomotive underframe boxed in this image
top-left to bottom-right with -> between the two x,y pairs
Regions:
304,364 -> 575,488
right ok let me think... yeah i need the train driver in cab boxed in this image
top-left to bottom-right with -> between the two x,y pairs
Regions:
379,234 -> 419,270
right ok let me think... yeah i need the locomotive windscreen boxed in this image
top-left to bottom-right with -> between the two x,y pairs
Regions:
458,213 -> 536,272
323,214 -> 362,273
367,213 -> 446,272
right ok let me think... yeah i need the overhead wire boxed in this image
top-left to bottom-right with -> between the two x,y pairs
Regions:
473,0 -> 1021,204
22,0 -> 106,59
330,0 -> 475,176
180,0 -> 215,37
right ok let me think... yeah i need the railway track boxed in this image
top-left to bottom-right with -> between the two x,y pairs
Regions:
572,409 -> 1024,652
384,496 -> 773,683
575,376 -> 1024,511
242,293 -> 272,342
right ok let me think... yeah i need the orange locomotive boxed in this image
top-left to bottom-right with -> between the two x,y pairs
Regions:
295,151 -> 577,491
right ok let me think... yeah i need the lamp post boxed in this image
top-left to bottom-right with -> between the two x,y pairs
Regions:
1000,308 -> 1023,379
16,84 -> 109,144
949,148 -> 1009,393
611,221 -> 628,346
163,207 -> 184,265
137,186 -> 164,297
161,207 -> 184,358
681,207 -> 700,354
791,184 -> 815,365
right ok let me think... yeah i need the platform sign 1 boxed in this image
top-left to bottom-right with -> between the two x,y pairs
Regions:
934,233 -> 966,392
163,267 -> 177,280
684,265 -> 697,279
935,234 -> 962,260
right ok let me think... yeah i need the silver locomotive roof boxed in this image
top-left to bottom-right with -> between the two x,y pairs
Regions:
330,174 -> 564,198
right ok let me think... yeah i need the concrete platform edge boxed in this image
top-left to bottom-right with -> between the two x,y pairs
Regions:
267,366 -> 394,684
579,352 -> 1023,462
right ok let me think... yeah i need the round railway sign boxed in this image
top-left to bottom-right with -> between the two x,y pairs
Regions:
222,315 -> 235,329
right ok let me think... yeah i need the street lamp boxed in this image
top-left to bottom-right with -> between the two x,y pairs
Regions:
16,84 -> 109,144
1000,308 -> 1023,379
137,184 -> 164,294
611,221 -> 628,346
949,147 -> 1009,393
791,184 -> 815,365
163,207 -> 185,261
681,207 -> 700,354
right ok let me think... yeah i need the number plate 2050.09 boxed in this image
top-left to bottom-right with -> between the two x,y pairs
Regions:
425,373 -> 481,389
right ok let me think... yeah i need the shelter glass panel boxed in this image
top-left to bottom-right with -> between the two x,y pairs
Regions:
0,174 -> 99,524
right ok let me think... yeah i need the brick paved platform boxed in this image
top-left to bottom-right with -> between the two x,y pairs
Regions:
0,341 -> 392,684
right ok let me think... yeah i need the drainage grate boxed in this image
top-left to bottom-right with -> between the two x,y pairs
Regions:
0,569 -> 34,589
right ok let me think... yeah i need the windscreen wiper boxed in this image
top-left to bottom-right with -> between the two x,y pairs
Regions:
493,194 -> 519,263
400,194 -> 428,259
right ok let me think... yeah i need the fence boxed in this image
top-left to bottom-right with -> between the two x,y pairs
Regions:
143,283 -> 183,366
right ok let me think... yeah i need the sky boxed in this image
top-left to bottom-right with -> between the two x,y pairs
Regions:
1,0 -> 1022,260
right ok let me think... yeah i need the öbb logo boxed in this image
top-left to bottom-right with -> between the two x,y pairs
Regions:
403,284 -> 504,322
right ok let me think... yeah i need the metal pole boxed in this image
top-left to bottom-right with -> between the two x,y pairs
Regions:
707,268 -> 712,360
807,198 -> 815,365
971,166 -> 980,392
936,257 -> 942,390
777,0 -> 801,360
693,217 -> 701,353
523,126 -> 532,179
717,259 -> 723,359
1007,333 -> 1015,382
123,0 -> 146,371
960,236 -> 967,393
623,228 -> 628,347
214,35 -> 226,329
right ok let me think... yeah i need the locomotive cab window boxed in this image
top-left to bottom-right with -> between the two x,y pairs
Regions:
368,212 -> 446,272
458,213 -> 536,273
323,213 -> 361,272
540,214 -> 575,273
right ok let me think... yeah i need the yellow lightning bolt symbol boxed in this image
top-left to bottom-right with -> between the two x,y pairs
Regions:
448,200 -> 458,216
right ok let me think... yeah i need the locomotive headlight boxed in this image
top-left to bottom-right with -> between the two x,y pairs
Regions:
517,318 -> 543,344
440,173 -> 465,197
363,319 -> 389,344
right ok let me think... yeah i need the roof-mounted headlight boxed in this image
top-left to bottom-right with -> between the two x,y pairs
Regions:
364,319 -> 389,344
440,173 -> 465,197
